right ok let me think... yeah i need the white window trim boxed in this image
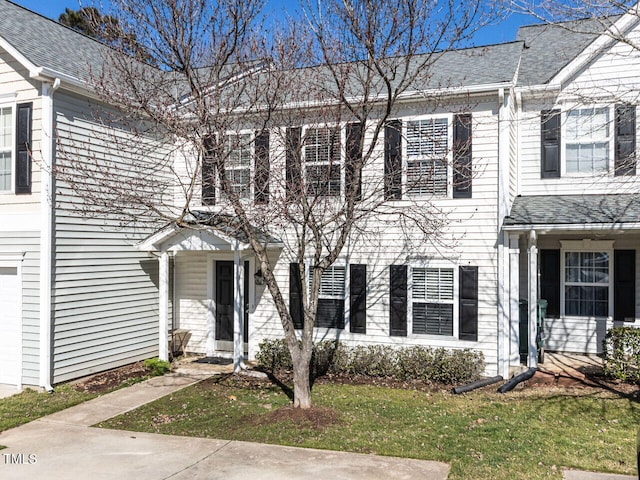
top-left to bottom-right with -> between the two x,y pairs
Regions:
218,131 -> 254,201
561,105 -> 613,177
0,102 -> 16,194
302,124 -> 344,198
403,113 -> 453,198
305,259 -> 348,330
408,259 -> 458,338
560,239 -> 614,319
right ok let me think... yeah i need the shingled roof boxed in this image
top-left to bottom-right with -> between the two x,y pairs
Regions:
0,0 -> 110,83
504,194 -> 640,227
515,16 -> 620,86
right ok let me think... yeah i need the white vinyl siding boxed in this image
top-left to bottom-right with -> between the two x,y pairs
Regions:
406,117 -> 449,197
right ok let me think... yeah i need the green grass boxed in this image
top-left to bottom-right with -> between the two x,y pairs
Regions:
98,376 -> 640,480
0,385 -> 97,434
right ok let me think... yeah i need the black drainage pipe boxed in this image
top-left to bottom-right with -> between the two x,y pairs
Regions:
497,368 -> 537,393
452,375 -> 504,394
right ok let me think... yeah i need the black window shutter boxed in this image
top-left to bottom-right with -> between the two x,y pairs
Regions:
350,264 -> 366,334
15,102 -> 32,194
389,265 -> 407,336
384,120 -> 402,200
614,250 -> 636,321
541,109 -> 561,178
539,249 -> 560,318
615,105 -> 636,176
286,127 -> 302,200
201,136 -> 216,205
254,131 -> 270,203
289,263 -> 304,329
459,266 -> 478,341
345,122 -> 363,201
453,113 -> 472,198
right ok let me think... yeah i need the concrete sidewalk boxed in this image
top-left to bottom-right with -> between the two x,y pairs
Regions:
0,370 -> 450,480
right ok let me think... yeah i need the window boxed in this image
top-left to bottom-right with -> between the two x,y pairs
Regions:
564,251 -> 609,317
222,133 -> 252,199
309,265 -> 345,328
0,106 -> 12,192
304,127 -> 341,196
406,118 -> 449,196
412,267 -> 454,335
565,107 -> 610,174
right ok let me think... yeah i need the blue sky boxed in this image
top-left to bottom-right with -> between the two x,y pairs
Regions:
13,0 -> 535,46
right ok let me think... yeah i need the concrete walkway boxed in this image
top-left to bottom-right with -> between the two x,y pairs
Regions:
0,368 -> 450,480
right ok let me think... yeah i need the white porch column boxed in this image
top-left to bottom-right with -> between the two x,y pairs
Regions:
509,234 -> 521,369
233,244 -> 244,372
527,230 -> 538,368
497,232 -> 508,378
159,251 -> 169,361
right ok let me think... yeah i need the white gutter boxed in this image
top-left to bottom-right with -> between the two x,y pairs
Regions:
502,222 -> 640,232
39,78 -> 61,393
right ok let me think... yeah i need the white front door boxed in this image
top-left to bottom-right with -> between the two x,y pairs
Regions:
0,267 -> 20,385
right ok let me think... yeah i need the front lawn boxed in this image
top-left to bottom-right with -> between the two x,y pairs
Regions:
98,374 -> 640,479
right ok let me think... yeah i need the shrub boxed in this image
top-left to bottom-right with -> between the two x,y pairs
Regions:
255,339 -> 485,384
143,358 -> 171,376
602,327 -> 640,382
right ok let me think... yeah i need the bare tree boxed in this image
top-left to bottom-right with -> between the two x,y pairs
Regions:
58,0 -> 499,408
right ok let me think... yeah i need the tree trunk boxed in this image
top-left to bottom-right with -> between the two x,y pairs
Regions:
292,357 -> 312,408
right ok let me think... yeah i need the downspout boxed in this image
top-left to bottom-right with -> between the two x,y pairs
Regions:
40,78 -> 60,393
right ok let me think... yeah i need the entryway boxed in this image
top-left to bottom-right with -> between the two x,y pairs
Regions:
214,260 -> 249,353
0,266 -> 20,386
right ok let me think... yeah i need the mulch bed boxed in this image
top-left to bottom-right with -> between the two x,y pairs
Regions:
72,362 -> 150,394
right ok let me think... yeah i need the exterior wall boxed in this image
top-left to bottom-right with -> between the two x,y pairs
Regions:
51,90 -> 164,383
174,251 -> 210,353
243,97 -> 504,374
518,25 -> 640,197
0,49 -> 43,386
533,234 -> 640,355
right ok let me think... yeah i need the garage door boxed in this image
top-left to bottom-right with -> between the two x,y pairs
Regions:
0,267 -> 20,385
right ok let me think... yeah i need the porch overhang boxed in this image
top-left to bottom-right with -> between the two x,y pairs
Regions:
137,211 -> 284,253
503,194 -> 640,233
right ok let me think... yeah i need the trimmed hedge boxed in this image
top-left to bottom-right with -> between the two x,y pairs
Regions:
255,339 -> 485,385
602,327 -> 640,382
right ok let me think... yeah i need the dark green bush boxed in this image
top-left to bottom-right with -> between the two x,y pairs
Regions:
255,339 -> 484,384
602,327 -> 640,382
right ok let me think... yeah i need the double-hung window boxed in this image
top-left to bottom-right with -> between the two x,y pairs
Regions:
309,265 -> 345,328
304,127 -> 341,197
406,117 -> 449,197
222,133 -> 252,199
565,107 -> 610,174
0,105 -> 13,192
564,251 -> 610,317
411,266 -> 454,335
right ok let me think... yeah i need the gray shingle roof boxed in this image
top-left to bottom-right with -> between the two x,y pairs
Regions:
504,194 -> 640,226
516,17 -> 619,86
0,0 -> 109,83
186,211 -> 282,246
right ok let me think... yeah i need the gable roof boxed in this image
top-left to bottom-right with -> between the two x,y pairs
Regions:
0,0 -> 110,84
504,194 -> 640,227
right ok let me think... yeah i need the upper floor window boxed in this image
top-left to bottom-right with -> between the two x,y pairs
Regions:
0,106 -> 12,192
406,118 -> 449,197
304,127 -> 341,197
541,104 -> 636,178
384,113 -> 472,201
223,133 -> 252,199
202,130 -> 269,206
565,107 -> 609,174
